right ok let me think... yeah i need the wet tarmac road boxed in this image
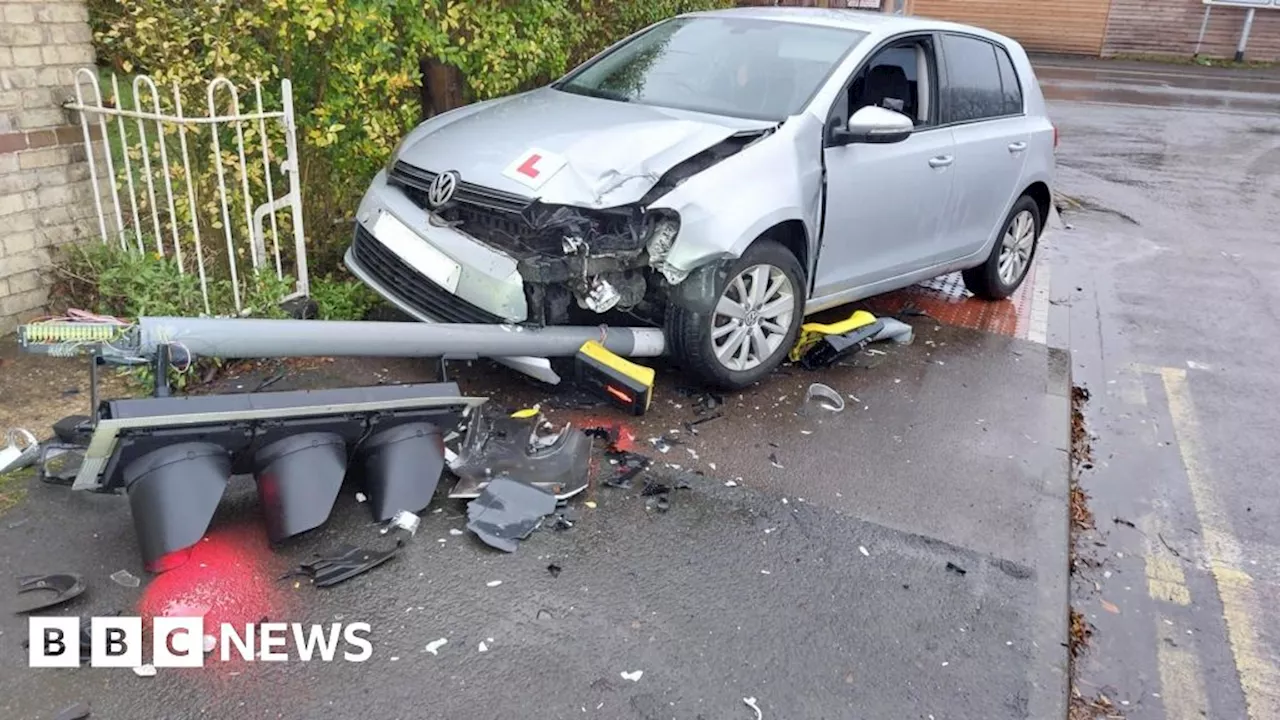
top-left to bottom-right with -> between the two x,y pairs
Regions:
0,325 -> 1070,720
1040,61 -> 1280,718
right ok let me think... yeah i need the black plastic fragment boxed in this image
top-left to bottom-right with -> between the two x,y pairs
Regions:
641,480 -> 670,497
604,449 -> 650,489
466,478 -> 556,553
547,563 -> 562,578
16,573 -> 86,613
52,414 -> 93,446
546,506 -> 579,531
945,561 -> 967,576
682,412 -> 723,435
453,408 -> 590,498
285,542 -> 402,588
799,320 -> 885,370
54,703 -> 91,720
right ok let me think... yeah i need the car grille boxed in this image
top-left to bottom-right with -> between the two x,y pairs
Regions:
389,162 -> 531,214
351,223 -> 507,324
388,161 -> 561,255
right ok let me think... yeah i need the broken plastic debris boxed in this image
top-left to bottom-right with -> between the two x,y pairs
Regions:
0,428 -> 39,475
859,546 -> 870,556
620,670 -> 643,682
355,492 -> 367,503
547,563 -> 562,577
110,569 -> 141,588
486,580 -> 503,588
478,641 -> 489,652
804,383 -> 845,413
448,528 -> 463,536
872,318 -> 914,345
724,479 -> 738,487
584,501 -> 597,509
425,638 -> 448,655
768,453 -> 784,469
16,573 -> 86,613
744,697 -> 763,720
466,478 -> 557,553
283,542 -> 402,587
451,408 -> 590,499
945,561 -> 967,576
390,510 -> 420,536
132,664 -> 156,677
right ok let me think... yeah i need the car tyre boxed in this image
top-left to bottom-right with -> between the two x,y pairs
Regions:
963,195 -> 1041,300
666,239 -> 805,390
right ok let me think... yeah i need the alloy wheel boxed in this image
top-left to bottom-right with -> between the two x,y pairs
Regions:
710,263 -> 795,372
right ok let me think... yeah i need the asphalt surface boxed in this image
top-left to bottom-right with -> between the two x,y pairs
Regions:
1039,63 -> 1280,718
0,325 -> 1070,720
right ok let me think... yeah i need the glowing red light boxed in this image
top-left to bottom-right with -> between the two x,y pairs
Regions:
138,521 -> 293,631
146,546 -> 195,573
605,385 -> 633,404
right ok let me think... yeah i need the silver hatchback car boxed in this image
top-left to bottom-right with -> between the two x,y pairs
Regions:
347,8 -> 1055,389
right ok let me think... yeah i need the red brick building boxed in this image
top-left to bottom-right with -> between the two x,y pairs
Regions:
739,0 -> 1280,62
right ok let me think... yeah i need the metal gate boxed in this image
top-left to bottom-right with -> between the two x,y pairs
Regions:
66,70 -> 310,315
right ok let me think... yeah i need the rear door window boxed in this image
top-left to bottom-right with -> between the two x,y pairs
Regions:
940,34 -> 1006,123
994,45 -> 1023,115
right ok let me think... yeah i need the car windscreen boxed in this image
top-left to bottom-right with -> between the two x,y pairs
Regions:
555,17 -> 867,121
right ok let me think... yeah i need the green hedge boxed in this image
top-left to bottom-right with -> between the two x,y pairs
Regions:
87,0 -> 732,276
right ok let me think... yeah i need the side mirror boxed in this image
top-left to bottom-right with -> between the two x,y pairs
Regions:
834,106 -> 914,146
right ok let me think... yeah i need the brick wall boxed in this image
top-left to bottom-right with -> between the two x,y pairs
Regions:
0,0 -> 99,335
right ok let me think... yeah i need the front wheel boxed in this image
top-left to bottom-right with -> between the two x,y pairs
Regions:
963,195 -> 1041,300
666,239 -> 805,390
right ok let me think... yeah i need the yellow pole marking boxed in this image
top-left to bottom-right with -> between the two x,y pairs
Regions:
1156,616 -> 1211,720
1161,367 -> 1279,720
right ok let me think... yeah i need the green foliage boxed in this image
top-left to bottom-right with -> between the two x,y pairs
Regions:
54,240 -> 291,320
88,0 -> 732,276
308,275 -> 381,321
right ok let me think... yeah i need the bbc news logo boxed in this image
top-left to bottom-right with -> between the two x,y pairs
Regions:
29,617 -> 373,667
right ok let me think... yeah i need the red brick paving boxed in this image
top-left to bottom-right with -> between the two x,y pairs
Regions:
855,264 -> 1040,340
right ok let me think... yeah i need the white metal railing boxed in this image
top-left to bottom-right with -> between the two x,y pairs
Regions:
67,69 -> 310,315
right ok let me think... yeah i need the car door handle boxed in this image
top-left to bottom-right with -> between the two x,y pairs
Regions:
928,155 -> 953,168
1008,141 -> 1028,153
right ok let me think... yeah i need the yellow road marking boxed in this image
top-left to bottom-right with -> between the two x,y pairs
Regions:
1161,367 -> 1280,720
1146,552 -> 1192,606
1143,514 -> 1190,606
1156,616 -> 1211,720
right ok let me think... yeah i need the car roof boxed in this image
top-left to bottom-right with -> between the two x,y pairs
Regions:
685,7 -> 1012,44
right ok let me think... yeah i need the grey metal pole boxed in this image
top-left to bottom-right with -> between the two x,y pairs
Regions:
1235,7 -> 1256,63
138,317 -> 667,361
1194,4 -> 1212,57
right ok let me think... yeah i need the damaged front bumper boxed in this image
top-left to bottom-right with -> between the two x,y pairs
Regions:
350,166 -> 684,329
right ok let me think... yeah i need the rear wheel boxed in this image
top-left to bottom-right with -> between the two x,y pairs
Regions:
963,195 -> 1041,300
666,239 -> 804,390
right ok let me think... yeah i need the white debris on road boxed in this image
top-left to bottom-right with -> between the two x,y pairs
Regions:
744,696 -> 763,720
425,638 -> 448,655
620,670 -> 643,682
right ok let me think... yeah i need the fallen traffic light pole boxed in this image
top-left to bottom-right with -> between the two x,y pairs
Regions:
18,314 -> 665,570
